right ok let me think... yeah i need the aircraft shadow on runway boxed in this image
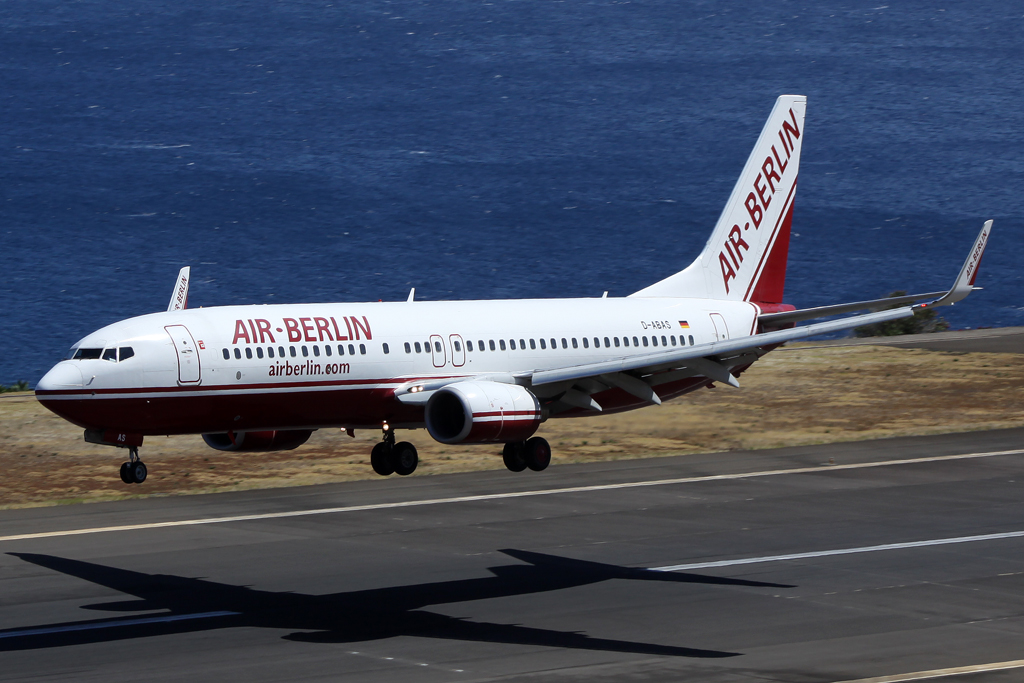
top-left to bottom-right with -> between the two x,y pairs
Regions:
5,549 -> 792,657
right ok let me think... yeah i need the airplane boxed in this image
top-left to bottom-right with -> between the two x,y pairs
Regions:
34,95 -> 993,485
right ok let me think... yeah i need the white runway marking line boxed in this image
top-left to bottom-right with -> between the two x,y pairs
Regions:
1,448 -> 1021,544
0,611 -> 238,640
650,530 -> 1024,572
831,658 -> 1024,682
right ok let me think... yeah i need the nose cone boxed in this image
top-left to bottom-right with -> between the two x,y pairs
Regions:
36,362 -> 84,392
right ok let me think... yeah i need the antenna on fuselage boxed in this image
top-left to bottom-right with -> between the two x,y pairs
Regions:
407,288 -> 415,303
167,266 -> 190,312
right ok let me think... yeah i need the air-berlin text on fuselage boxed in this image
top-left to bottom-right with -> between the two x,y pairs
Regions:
230,316 -> 372,345
268,360 -> 350,377
719,107 -> 801,294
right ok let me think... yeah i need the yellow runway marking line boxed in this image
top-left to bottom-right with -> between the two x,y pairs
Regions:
1,448 -> 1022,543
833,658 -> 1024,682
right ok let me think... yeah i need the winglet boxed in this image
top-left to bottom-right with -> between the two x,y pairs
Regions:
167,266 -> 190,312
920,220 -> 992,309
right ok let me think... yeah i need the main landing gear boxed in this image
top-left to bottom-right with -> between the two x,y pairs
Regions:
118,447 -> 148,485
503,437 -> 551,473
370,423 -> 419,477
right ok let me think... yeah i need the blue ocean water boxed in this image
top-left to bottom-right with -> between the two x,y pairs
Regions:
1,1 -> 1021,385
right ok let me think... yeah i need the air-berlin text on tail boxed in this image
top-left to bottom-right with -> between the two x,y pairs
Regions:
719,107 -> 801,294
231,316 -> 372,345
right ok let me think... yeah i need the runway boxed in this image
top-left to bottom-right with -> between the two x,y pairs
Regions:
2,428 -> 1024,682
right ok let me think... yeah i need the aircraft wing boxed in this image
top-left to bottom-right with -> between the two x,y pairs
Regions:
525,220 -> 992,402
759,220 -> 992,326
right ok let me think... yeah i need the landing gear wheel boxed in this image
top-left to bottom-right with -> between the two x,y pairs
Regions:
524,437 -> 551,472
371,442 -> 394,476
130,461 -> 148,484
119,462 -> 133,484
391,442 -> 418,476
502,442 -> 527,472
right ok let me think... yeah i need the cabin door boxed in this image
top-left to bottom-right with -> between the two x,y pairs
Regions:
709,313 -> 730,342
165,325 -> 202,384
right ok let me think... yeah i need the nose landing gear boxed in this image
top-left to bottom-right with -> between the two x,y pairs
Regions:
118,447 -> 148,484
370,423 -> 418,477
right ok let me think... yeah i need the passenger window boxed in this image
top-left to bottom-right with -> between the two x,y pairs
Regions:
414,342 -> 421,353
434,341 -> 442,353
642,337 -> 648,347
633,336 -> 640,346
671,336 -> 677,346
467,340 -> 474,352
314,345 -> 321,357
520,338 -> 526,349
279,346 -> 285,357
359,344 -> 366,355
561,338 -> 568,349
269,346 -> 276,358
222,348 -> 230,360
102,348 -> 117,362
119,347 -> 134,361
257,347 -> 264,359
651,336 -> 658,347
499,339 -> 506,351
622,337 -> 629,347
594,337 -> 600,348
246,347 -> 253,359
582,338 -> 589,348
349,344 -> 356,355
530,339 -> 536,350
550,338 -> 557,349
301,346 -> 308,357
571,338 -> 578,348
325,345 -> 331,356
337,344 -> 345,356
234,348 -> 242,359
509,339 -> 516,350
540,338 -> 546,349
689,335 -> 695,345
405,342 -> 412,353
614,337 -> 620,347
662,335 -> 668,346
604,337 -> 610,348
489,340 -> 496,351
453,341 -> 461,352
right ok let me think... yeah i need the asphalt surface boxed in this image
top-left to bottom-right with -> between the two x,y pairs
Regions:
3,428 -> 1024,682
797,326 -> 1024,354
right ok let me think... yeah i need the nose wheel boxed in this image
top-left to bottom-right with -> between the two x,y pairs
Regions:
370,424 -> 418,476
119,447 -> 148,484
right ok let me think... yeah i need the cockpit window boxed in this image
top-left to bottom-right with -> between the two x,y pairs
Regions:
102,348 -> 117,362
73,348 -> 103,360
63,346 -> 79,360
119,347 -> 134,361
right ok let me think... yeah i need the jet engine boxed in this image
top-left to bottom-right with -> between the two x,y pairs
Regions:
425,381 -> 542,444
202,429 -> 313,452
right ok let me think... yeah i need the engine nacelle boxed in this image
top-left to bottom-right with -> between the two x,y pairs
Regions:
425,381 -> 542,444
202,429 -> 313,452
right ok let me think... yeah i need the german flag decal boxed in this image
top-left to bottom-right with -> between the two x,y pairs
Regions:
678,320 -> 690,329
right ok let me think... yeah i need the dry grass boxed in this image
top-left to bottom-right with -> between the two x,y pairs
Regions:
2,345 -> 1022,509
